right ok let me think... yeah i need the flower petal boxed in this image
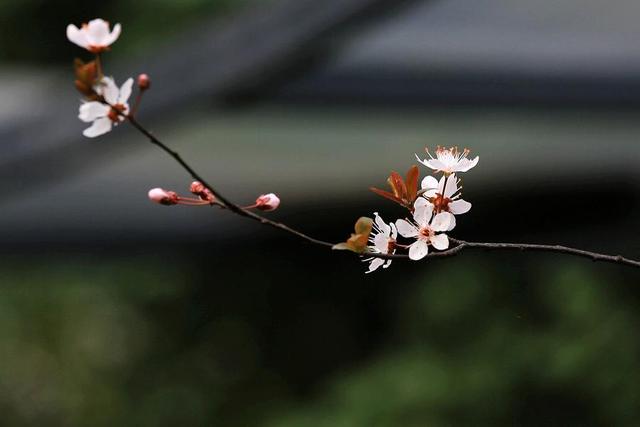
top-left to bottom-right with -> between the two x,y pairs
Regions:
447,213 -> 456,231
374,233 -> 389,253
104,23 -> 122,46
86,19 -> 111,46
415,153 -> 447,171
454,156 -> 479,172
374,212 -> 390,236
78,101 -> 109,122
413,198 -> 433,227
66,24 -> 89,49
425,159 -> 446,171
431,233 -> 449,250
118,78 -> 134,104
366,258 -> 385,273
390,223 -> 398,239
395,219 -> 418,238
409,240 -> 429,260
444,174 -> 458,198
449,199 -> 471,215
83,117 -> 112,138
98,77 -> 119,104
431,212 -> 452,232
421,175 -> 438,191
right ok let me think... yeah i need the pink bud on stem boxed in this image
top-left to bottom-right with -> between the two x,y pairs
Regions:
148,188 -> 178,205
190,181 -> 216,203
254,193 -> 280,211
137,73 -> 151,90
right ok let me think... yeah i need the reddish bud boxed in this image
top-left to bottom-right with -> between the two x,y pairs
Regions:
137,73 -> 151,90
190,181 -> 215,203
190,181 -> 205,194
73,58 -> 99,99
255,193 -> 280,211
148,188 -> 178,205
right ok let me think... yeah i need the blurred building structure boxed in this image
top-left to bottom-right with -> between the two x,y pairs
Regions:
0,0 -> 638,250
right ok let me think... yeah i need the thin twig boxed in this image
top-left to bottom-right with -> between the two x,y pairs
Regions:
372,239 -> 640,268
125,116 -> 640,270
126,115 -> 333,248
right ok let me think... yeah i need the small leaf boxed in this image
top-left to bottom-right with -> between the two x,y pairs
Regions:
370,187 -> 403,205
74,58 -> 99,99
388,171 -> 406,199
333,217 -> 373,253
405,165 -> 419,202
354,216 -> 373,235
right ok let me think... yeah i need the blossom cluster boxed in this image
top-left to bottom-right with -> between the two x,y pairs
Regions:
66,19 -> 474,273
66,18 -> 142,138
336,146 -> 478,273
67,19 -> 281,214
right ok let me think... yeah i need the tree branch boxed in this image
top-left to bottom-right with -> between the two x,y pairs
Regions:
373,238 -> 640,268
126,116 -> 333,248
126,116 -> 640,270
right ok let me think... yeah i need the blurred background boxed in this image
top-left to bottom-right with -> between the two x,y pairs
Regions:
0,0 -> 639,425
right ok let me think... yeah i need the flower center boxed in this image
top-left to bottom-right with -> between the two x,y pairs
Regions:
387,239 -> 397,253
419,227 -> 433,241
435,146 -> 470,163
429,193 -> 451,214
108,103 -> 126,122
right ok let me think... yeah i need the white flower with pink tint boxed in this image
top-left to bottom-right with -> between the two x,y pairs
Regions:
395,198 -> 453,261
364,213 -> 397,273
420,173 -> 471,230
255,193 -> 280,211
148,188 -> 178,205
416,146 -> 478,174
78,76 -> 133,138
67,19 -> 122,53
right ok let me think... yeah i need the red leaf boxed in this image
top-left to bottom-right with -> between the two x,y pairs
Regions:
388,171 -> 406,200
405,165 -> 419,202
370,187 -> 404,205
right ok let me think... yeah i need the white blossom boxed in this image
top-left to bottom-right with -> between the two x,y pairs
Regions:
416,146 -> 478,174
364,213 -> 397,273
395,198 -> 453,261
67,19 -> 121,53
255,193 -> 280,211
420,173 -> 471,230
78,77 -> 133,138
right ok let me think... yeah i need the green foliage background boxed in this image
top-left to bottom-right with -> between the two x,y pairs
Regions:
1,251 -> 638,426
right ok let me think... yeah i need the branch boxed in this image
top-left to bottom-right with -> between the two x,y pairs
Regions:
126,116 -> 333,248
125,117 -> 640,270
373,238 -> 640,268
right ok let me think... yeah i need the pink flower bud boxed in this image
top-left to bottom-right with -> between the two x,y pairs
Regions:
190,181 -> 215,202
255,193 -> 280,211
148,188 -> 178,205
137,73 -> 151,90
190,181 -> 205,194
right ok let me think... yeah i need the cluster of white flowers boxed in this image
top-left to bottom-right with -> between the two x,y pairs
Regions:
67,18 -> 136,138
366,147 -> 479,273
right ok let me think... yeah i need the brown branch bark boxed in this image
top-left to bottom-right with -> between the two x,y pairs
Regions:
374,238 -> 640,268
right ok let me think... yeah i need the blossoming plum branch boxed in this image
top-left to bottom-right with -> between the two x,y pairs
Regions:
66,18 -> 640,272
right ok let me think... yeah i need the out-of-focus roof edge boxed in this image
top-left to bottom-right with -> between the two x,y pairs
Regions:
0,0 -> 421,195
